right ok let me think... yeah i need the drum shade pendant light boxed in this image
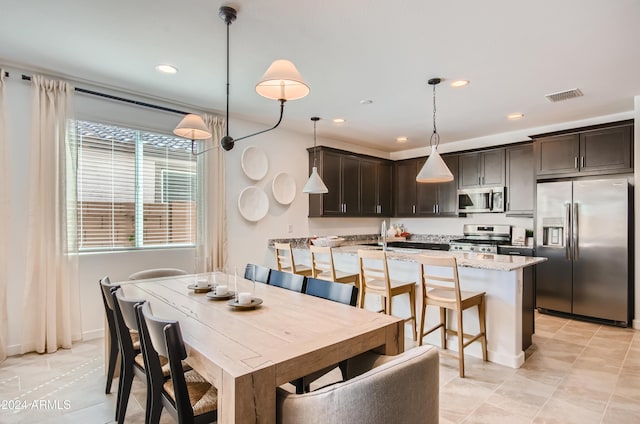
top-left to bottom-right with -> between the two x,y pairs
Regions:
173,6 -> 310,155
416,78 -> 454,183
302,117 -> 328,194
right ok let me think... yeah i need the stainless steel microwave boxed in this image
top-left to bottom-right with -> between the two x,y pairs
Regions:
457,187 -> 505,213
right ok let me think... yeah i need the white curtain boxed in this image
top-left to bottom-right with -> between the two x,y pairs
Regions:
197,114 -> 227,272
21,75 -> 81,354
0,69 -> 9,361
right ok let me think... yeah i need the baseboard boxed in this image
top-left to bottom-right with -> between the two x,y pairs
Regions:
633,319 -> 640,330
82,329 -> 104,341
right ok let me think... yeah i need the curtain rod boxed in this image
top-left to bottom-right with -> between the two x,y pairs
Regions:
13,72 -> 188,115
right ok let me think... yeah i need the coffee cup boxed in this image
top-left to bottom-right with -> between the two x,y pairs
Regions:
195,278 -> 209,288
238,292 -> 252,305
215,285 -> 228,296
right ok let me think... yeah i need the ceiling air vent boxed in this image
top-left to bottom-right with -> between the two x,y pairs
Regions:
545,88 -> 583,102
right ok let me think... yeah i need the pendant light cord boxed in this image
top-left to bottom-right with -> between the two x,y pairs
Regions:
312,118 -> 318,167
430,82 -> 440,148
225,20 -> 230,138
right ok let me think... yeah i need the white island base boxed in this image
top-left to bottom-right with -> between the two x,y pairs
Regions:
303,247 -> 542,369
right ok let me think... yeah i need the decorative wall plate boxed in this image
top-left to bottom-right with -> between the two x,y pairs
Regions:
238,186 -> 269,222
272,172 -> 296,205
241,146 -> 268,181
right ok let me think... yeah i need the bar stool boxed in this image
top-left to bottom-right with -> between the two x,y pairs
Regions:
274,242 -> 313,276
357,249 -> 417,340
417,255 -> 487,377
310,245 -> 361,306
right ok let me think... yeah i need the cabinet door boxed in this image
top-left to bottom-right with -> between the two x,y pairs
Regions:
377,161 -> 394,216
458,153 -> 482,188
506,145 -> 534,215
360,159 -> 378,216
437,154 -> 459,215
535,134 -> 580,176
481,149 -> 505,186
580,126 -> 632,174
320,150 -> 344,215
341,155 -> 361,215
415,157 -> 439,215
395,160 -> 418,216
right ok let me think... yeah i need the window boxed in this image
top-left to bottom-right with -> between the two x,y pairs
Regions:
75,120 -> 197,251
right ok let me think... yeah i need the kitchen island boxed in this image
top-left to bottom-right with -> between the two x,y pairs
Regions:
279,242 -> 545,368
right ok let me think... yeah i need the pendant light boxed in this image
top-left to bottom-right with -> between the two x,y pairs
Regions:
416,78 -> 454,183
302,117 -> 328,194
173,6 -> 310,155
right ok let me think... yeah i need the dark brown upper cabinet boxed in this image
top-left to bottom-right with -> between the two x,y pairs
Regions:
458,148 -> 505,189
533,122 -> 633,179
395,154 -> 459,217
505,144 -> 534,217
307,147 -> 392,217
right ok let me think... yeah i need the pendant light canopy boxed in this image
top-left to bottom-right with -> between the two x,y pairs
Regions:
173,6 -> 309,155
416,78 -> 454,183
302,117 -> 328,194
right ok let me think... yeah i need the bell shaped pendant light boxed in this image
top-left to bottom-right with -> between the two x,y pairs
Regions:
303,117 -> 328,194
416,78 -> 454,183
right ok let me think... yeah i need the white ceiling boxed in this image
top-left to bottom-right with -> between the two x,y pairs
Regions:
1,0 -> 639,153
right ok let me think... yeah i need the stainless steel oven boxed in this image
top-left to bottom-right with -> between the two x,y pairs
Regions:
457,187 -> 505,213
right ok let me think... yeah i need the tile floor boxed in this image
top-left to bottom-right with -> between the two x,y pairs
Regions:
0,313 -> 639,423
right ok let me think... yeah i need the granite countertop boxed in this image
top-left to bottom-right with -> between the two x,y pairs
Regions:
332,245 -> 546,272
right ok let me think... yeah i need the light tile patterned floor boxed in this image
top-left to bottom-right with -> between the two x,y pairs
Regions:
0,313 -> 639,423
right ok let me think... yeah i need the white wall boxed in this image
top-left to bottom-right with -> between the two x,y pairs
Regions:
634,95 -> 640,329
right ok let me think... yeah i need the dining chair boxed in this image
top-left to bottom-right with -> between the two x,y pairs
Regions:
244,263 -> 271,284
268,269 -> 307,292
128,268 -> 188,280
309,245 -> 361,305
291,277 -> 359,393
418,255 -> 487,377
276,345 -> 439,424
274,242 -> 313,276
357,249 -> 417,341
99,276 -> 119,395
112,289 -> 148,424
138,302 -> 218,424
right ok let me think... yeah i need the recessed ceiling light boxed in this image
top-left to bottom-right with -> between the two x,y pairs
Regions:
155,64 -> 178,74
332,118 -> 346,124
396,136 -> 408,143
450,80 -> 469,88
360,99 -> 373,105
507,113 -> 524,120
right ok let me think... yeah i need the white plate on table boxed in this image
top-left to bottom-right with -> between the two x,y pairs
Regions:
227,297 -> 263,310
187,284 -> 212,293
205,290 -> 236,300
238,186 -> 269,222
241,146 -> 268,181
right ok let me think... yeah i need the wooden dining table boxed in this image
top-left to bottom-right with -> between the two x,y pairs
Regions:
119,273 -> 404,423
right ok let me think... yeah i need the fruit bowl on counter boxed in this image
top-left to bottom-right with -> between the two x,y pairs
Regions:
310,236 -> 345,248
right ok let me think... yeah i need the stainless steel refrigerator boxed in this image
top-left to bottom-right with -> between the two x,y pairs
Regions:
535,178 -> 631,325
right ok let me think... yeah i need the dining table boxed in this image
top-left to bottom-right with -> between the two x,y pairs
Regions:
119,272 -> 404,423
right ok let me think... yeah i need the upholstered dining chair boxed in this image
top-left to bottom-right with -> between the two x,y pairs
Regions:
98,276 -> 120,395
244,263 -> 271,284
276,345 -> 439,424
418,255 -> 487,377
274,242 -> 313,276
309,245 -> 361,305
138,303 -> 218,424
128,268 -> 188,280
268,269 -> 307,292
357,249 -> 418,340
290,277 -> 359,393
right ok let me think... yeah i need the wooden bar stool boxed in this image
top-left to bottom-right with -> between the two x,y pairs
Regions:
357,249 -> 417,340
310,245 -> 361,306
417,255 -> 487,377
275,242 -> 313,276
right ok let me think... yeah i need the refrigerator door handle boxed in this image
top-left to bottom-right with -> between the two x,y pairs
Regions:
573,203 -> 579,261
565,203 -> 571,260
489,189 -> 494,211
